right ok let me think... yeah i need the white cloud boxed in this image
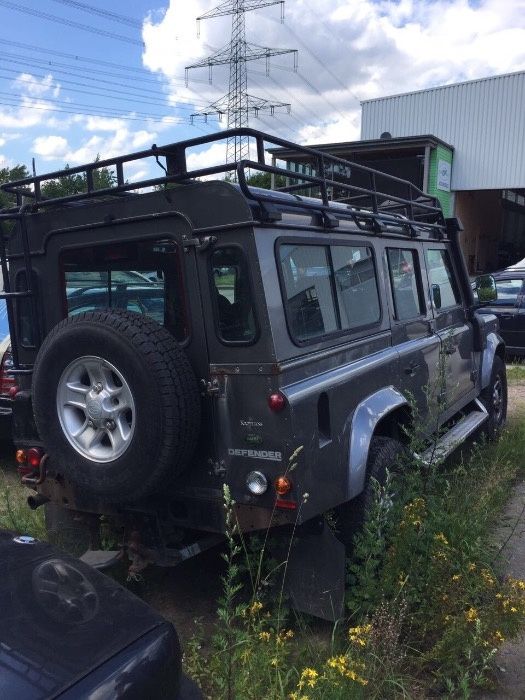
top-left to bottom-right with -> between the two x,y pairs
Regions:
32,135 -> 68,159
0,73 -> 64,131
141,0 -> 525,145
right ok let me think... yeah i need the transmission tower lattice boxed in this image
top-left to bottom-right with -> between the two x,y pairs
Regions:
186,0 -> 297,163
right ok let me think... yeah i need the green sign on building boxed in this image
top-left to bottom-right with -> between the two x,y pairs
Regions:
428,145 -> 453,217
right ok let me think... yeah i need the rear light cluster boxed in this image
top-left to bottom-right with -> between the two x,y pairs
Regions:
245,471 -> 296,509
0,347 -> 16,396
16,447 -> 44,476
245,392 -> 295,506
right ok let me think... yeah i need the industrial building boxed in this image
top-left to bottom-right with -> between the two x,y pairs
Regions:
272,70 -> 525,273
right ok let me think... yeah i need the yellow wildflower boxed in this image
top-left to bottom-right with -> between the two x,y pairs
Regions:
481,570 -> 496,587
494,630 -> 505,643
434,532 -> 449,546
465,607 -> 479,623
258,631 -> 271,642
468,563 -> 477,572
451,574 -> 461,582
298,668 -> 318,689
249,600 -> 263,615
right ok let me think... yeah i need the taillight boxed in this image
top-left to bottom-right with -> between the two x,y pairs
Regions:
268,392 -> 286,412
27,448 -> 44,468
0,347 -> 16,396
275,475 -> 292,496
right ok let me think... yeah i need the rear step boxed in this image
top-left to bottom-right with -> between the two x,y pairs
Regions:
417,400 -> 488,465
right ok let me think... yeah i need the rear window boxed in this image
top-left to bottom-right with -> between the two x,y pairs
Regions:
279,243 -> 380,343
210,247 -> 258,344
61,240 -> 187,341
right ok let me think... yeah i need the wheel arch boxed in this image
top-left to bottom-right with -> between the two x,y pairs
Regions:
347,386 -> 410,500
481,331 -> 506,390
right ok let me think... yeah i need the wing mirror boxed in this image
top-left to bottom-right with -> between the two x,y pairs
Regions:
473,274 -> 497,304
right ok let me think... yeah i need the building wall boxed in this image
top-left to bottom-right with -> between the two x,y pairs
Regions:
427,144 -> 453,216
455,190 -> 503,273
361,71 -> 525,191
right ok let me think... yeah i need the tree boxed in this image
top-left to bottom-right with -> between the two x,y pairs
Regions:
0,164 -> 31,209
41,155 -> 116,199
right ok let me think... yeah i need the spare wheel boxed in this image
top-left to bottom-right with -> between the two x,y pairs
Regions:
32,310 -> 201,502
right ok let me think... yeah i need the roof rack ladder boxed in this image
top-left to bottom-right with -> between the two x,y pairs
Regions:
0,203 -> 36,374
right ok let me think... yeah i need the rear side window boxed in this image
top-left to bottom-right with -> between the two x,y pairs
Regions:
279,243 -> 381,342
61,240 -> 187,341
331,246 -> 380,330
494,279 -> 524,305
387,248 -> 423,320
425,249 -> 461,309
210,247 -> 257,344
280,245 -> 337,341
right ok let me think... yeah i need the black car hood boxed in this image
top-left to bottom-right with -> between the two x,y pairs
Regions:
0,530 -> 173,699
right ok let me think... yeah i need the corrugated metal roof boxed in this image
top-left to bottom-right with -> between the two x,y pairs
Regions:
361,71 -> 525,190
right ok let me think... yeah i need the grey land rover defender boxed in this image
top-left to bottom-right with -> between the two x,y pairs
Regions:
0,128 -> 506,620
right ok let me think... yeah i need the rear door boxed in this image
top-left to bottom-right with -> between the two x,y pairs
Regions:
385,244 -> 441,423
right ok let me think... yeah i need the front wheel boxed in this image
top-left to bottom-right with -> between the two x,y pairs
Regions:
480,355 -> 507,441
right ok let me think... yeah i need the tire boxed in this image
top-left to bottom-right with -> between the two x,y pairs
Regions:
32,310 -> 201,502
335,436 -> 405,548
480,354 -> 507,441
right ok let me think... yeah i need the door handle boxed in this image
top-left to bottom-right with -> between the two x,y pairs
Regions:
404,362 -> 420,376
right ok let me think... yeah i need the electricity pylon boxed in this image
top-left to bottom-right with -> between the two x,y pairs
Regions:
186,0 -> 297,163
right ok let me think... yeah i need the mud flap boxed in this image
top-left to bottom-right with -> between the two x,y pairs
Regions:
284,522 -> 345,622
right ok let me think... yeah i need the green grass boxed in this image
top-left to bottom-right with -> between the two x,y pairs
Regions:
1,374 -> 525,698
0,468 -> 45,539
506,362 -> 525,383
186,389 -> 525,699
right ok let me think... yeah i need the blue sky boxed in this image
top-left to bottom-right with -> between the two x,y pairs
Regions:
0,0 -> 524,180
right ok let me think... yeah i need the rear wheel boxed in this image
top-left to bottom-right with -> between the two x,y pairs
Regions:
334,436 -> 405,548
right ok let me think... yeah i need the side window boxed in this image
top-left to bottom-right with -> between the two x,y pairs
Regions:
494,279 -> 524,306
331,245 -> 380,329
387,248 -> 423,320
61,240 -> 187,341
211,247 -> 257,344
425,249 -> 460,309
279,245 -> 337,341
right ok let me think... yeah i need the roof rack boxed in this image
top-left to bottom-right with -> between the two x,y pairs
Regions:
0,128 -> 445,233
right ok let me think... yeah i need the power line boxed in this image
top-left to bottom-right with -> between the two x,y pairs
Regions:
0,39 -> 156,77
0,50 -> 200,89
0,93 -> 202,124
247,66 -> 326,127
0,0 -> 143,46
0,69 -> 211,112
49,0 -> 142,29
0,64 -> 211,111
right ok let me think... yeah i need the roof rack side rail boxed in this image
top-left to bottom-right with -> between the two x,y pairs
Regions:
0,127 -> 445,230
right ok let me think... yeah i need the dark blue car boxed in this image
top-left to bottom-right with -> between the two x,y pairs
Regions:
0,530 -> 201,699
